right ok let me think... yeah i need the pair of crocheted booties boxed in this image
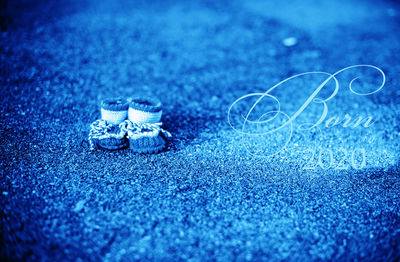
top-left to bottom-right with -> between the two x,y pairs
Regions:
89,97 -> 171,154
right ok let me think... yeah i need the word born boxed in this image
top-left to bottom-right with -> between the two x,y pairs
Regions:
228,65 -> 385,158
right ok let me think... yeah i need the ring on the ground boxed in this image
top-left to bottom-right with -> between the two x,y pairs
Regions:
128,96 -> 162,124
101,98 -> 129,125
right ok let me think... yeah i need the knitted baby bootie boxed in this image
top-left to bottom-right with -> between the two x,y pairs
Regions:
120,120 -> 171,154
89,96 -> 171,153
89,97 -> 129,151
96,125 -> 129,150
101,97 -> 129,125
128,97 -> 162,124
89,120 -> 128,150
129,134 -> 166,154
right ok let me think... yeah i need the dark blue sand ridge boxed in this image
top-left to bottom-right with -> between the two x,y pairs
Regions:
1,0 -> 400,261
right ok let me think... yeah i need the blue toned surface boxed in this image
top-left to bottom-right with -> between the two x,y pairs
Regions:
1,0 -> 400,261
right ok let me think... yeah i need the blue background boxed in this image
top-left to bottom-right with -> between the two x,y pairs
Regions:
1,0 -> 400,260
